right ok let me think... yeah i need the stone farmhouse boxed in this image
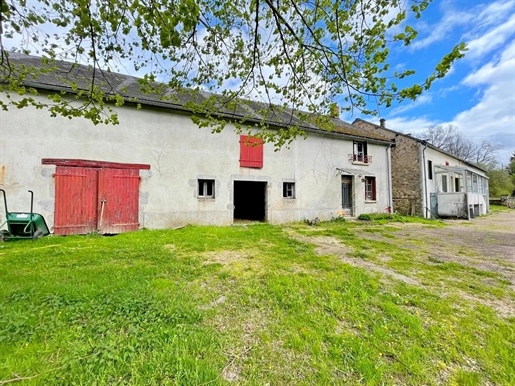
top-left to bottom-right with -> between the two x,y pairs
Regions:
353,119 -> 489,219
1,53 -> 395,235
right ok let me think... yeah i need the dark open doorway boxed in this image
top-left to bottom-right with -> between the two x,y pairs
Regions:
233,181 -> 267,221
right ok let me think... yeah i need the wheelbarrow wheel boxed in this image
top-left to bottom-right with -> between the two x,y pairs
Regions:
32,229 -> 44,240
0,230 -> 9,242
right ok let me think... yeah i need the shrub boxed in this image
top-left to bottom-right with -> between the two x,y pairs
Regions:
358,213 -> 403,221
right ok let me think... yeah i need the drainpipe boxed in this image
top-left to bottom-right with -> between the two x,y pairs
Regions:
386,144 -> 393,212
464,170 -> 470,220
419,142 -> 429,218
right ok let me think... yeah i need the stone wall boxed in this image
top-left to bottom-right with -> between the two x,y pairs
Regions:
353,120 -> 423,216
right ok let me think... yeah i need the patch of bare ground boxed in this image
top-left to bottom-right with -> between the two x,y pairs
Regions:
387,211 -> 515,290
436,357 -> 495,386
286,231 -> 421,287
288,211 -> 515,318
352,212 -> 515,286
456,291 -> 514,319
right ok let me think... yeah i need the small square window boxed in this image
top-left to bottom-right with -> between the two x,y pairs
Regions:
283,182 -> 295,198
198,179 -> 215,198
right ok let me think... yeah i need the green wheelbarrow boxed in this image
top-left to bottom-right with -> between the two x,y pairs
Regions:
0,189 -> 50,241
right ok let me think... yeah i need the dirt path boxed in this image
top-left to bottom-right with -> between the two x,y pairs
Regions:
287,210 -> 515,318
370,211 -> 515,287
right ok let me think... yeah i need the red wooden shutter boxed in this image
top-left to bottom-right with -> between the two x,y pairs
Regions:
98,168 -> 140,234
239,135 -> 263,168
54,166 -> 98,235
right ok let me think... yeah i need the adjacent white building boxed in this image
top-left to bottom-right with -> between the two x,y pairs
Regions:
354,119 -> 489,219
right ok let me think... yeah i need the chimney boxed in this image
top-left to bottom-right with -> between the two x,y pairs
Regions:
379,118 -> 386,127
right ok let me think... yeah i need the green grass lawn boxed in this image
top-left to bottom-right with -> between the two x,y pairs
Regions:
489,204 -> 515,213
0,219 -> 513,385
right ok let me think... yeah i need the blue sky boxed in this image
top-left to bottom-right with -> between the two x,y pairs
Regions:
351,0 -> 515,164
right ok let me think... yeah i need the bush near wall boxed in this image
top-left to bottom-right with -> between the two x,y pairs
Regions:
358,213 -> 404,221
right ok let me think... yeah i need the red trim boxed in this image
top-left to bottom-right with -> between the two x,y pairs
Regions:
42,158 -> 151,170
239,135 -> 264,168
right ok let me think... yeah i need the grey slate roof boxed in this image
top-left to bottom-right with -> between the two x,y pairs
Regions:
353,118 -> 486,172
2,52 -> 392,144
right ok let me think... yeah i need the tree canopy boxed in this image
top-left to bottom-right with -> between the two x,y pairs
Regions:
0,0 -> 466,144
421,125 -> 503,165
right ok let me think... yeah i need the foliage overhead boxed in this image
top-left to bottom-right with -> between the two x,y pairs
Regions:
0,0 -> 466,144
422,124 -> 503,165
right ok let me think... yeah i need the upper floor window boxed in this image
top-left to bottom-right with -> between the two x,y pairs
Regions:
350,141 -> 371,164
240,135 -> 263,168
428,160 -> 433,180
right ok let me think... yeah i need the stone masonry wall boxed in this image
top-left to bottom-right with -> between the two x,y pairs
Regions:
353,120 -> 423,216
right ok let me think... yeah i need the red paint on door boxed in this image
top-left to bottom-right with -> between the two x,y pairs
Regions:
239,135 -> 263,168
54,166 -> 98,235
53,166 -> 142,235
98,168 -> 140,234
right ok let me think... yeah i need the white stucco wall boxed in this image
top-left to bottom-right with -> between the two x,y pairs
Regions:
0,95 -> 391,231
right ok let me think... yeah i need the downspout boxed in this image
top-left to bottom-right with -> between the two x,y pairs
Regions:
464,170 -> 470,220
419,142 -> 429,218
386,144 -> 393,212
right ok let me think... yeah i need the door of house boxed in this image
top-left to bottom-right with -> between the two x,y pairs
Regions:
430,193 -> 438,218
341,176 -> 353,216
54,166 -> 141,235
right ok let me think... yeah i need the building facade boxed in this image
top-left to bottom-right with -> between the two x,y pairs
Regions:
353,119 -> 489,219
0,55 -> 395,234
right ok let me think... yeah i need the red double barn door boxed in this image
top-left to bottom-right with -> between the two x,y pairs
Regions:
53,166 -> 141,235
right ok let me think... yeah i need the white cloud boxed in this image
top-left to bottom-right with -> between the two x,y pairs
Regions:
449,41 -> 515,163
410,1 -> 472,50
381,116 -> 439,135
410,0 -> 514,52
454,42 -> 515,135
388,94 -> 433,116
465,14 -> 515,61
474,0 -> 515,30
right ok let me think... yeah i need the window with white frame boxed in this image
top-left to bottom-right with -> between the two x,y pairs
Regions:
441,175 -> 448,192
365,176 -> 376,201
198,179 -> 215,198
283,182 -> 295,199
351,141 -> 370,163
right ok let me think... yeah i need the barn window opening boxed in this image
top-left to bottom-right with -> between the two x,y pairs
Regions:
283,182 -> 295,198
365,176 -> 376,201
198,179 -> 215,198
